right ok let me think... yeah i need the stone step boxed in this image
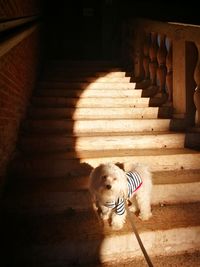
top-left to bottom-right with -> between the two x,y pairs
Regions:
36,88 -> 141,98
1,202 -> 200,265
23,119 -> 171,134
3,169 -> 200,215
10,148 -> 200,178
38,81 -> 136,89
28,106 -> 172,119
9,169 -> 198,193
43,71 -> 127,78
19,132 -> 185,153
96,252 -> 200,267
44,66 -> 122,72
45,60 -> 119,67
32,96 -> 151,108
41,76 -> 131,83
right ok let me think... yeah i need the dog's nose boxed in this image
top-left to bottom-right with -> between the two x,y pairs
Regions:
106,184 -> 112,190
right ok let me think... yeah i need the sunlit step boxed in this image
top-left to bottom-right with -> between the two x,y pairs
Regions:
43,71 -> 127,78
41,76 -> 131,82
10,148 -> 200,178
19,132 -> 185,153
28,106 -> 172,119
45,60 -> 119,67
32,97 -> 151,108
23,119 -> 171,133
36,88 -> 141,98
5,169 -> 200,212
38,81 -> 136,89
2,201 -> 200,265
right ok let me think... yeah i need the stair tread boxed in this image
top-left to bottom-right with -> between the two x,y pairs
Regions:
37,84 -> 136,89
98,252 -> 200,267
41,76 -> 131,82
19,132 -> 185,153
32,96 -> 151,108
43,71 -> 127,78
3,169 -> 200,214
22,118 -> 171,134
2,202 -> 200,245
35,89 -> 141,98
28,106 -> 172,119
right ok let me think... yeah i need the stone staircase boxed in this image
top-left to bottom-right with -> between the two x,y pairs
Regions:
1,60 -> 200,266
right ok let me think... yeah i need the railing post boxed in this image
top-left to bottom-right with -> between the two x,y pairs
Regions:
172,40 -> 186,119
193,43 -> 200,127
133,28 -> 145,79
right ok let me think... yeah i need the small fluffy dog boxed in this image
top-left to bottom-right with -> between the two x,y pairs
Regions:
89,163 -> 152,230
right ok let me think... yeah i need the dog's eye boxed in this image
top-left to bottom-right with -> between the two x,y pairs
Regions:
113,177 -> 117,181
101,175 -> 107,180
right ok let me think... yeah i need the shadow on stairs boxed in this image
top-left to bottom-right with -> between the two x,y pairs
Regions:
1,60 -> 200,266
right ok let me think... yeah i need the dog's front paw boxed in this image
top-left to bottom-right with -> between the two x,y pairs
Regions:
111,213 -> 126,230
139,211 -> 152,221
129,204 -> 138,213
101,213 -> 109,220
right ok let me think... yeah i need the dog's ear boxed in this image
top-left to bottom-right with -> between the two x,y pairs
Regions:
115,162 -> 124,170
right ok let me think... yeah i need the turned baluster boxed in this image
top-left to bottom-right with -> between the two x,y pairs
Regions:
193,43 -> 200,127
149,32 -> 158,85
143,32 -> 150,80
166,38 -> 173,102
157,34 -> 167,94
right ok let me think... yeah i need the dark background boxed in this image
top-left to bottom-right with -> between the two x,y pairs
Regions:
42,0 -> 200,59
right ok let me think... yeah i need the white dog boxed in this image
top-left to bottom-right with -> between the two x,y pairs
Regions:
89,163 -> 152,230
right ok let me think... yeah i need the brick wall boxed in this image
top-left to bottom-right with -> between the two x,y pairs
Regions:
0,28 -> 41,192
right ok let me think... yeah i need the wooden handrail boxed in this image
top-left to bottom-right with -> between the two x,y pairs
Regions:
134,18 -> 200,43
0,15 -> 39,33
0,23 -> 39,58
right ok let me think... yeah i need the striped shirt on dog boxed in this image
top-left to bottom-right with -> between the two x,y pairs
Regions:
104,171 -> 143,215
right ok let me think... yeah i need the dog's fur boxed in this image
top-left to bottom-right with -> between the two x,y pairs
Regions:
89,163 -> 152,230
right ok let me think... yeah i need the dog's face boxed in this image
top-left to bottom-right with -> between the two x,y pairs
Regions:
89,163 -> 127,200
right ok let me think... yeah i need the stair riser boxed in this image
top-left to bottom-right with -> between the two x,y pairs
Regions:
32,97 -> 150,108
20,134 -> 185,152
23,119 -> 170,134
9,227 -> 200,265
36,89 -> 141,98
38,82 -> 136,90
11,154 -> 200,178
28,107 -> 171,120
152,182 -> 200,205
